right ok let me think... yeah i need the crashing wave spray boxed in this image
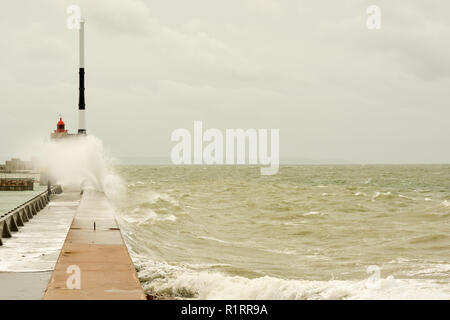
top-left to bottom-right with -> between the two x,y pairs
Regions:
37,135 -> 123,197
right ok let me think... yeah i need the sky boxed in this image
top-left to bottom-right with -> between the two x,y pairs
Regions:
0,0 -> 449,164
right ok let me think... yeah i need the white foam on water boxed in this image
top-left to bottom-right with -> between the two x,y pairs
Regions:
125,208 -> 177,224
262,248 -> 297,255
282,221 -> 307,226
135,257 -> 450,300
182,262 -> 232,270
197,236 -> 230,244
371,191 -> 394,201
148,191 -> 179,206
404,264 -> 450,277
302,211 -> 326,216
148,211 -> 177,222
398,194 -> 414,200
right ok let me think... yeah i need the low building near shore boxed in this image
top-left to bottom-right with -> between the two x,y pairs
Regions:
0,178 -> 34,191
0,158 -> 36,173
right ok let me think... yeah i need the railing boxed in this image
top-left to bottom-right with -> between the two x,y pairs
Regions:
0,185 -> 62,246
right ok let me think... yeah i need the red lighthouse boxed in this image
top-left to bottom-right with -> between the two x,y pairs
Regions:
55,117 -> 68,133
51,116 -> 75,139
49,20 -> 88,140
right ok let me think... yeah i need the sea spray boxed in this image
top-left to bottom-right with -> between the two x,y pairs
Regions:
132,255 -> 450,300
37,135 -> 124,197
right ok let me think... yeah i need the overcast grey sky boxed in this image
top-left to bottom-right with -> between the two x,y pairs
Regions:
1,0 -> 449,164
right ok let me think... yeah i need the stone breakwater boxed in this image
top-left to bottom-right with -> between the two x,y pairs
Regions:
0,185 -> 62,246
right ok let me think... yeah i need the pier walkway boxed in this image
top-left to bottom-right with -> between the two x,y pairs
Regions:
43,189 -> 146,300
0,190 -> 81,299
0,186 -> 62,246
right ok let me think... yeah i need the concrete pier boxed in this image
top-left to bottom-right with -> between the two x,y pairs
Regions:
43,189 -> 146,300
0,186 -> 62,245
0,190 -> 82,299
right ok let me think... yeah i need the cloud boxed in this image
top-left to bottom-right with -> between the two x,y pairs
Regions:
0,0 -> 449,163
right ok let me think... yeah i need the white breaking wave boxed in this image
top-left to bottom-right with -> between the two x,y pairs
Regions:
148,192 -> 180,206
134,257 -> 450,300
441,200 -> 450,207
37,135 -> 123,197
125,208 -> 177,224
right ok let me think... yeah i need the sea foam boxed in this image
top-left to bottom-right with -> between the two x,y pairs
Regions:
134,256 -> 450,300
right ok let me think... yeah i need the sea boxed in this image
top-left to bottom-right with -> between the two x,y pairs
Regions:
113,165 -> 450,299
1,163 -> 449,299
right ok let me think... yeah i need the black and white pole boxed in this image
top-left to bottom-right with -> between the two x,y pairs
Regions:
78,20 -> 86,135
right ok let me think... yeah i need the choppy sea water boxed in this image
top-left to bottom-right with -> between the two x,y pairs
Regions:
114,165 -> 450,299
1,164 -> 449,299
